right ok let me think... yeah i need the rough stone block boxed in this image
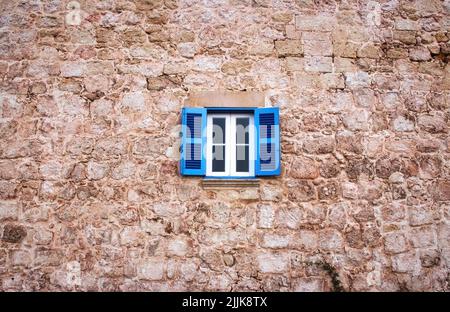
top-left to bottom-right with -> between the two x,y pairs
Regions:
286,180 -> 316,202
437,223 -> 450,248
296,14 -> 336,31
395,19 -> 419,31
177,43 -> 197,58
318,181 -> 340,200
87,161 -> 109,180
384,232 -> 408,254
345,71 -> 371,89
137,259 -> 165,280
288,156 -> 319,179
34,248 -> 62,266
284,57 -> 304,71
417,114 -> 447,133
1,224 -> 26,243
393,31 -> 416,45
334,57 -> 357,73
121,91 -> 146,112
292,278 -> 324,292
249,41 -> 274,56
433,181 -> 450,202
275,40 -> 303,57
194,56 -> 222,72
304,56 -> 332,73
285,25 -> 301,39
409,226 -> 437,248
94,137 -> 128,158
90,99 -> 114,117
10,250 -> 31,267
334,42 -> 358,58
342,109 -> 371,131
409,46 -> 432,61
319,228 -> 344,251
304,39 -> 332,56
321,73 -> 345,89
391,251 -> 420,273
303,136 -> 335,154
0,201 -> 18,221
297,230 -> 318,250
260,185 -> 283,201
60,62 -> 86,78
167,238 -> 189,256
357,43 -> 383,59
342,182 -> 358,199
258,204 -> 274,229
261,233 -> 291,249
393,115 -> 415,132
257,252 -> 289,273
0,161 -> 19,180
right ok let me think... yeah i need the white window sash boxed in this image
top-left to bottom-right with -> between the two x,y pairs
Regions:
206,113 -> 255,177
206,114 -> 231,176
230,114 -> 254,177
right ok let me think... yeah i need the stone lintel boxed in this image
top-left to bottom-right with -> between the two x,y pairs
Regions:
185,91 -> 265,108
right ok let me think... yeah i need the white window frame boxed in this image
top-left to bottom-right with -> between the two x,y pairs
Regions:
206,114 -> 230,177
206,113 -> 255,177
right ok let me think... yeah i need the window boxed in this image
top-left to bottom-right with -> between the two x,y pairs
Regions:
180,107 -> 280,178
206,113 -> 255,177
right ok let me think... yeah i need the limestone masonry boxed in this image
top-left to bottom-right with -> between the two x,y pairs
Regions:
0,0 -> 450,291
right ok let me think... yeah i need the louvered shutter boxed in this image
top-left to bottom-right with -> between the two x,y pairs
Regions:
255,107 -> 281,176
180,107 -> 206,175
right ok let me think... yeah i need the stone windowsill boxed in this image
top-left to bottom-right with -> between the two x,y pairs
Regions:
201,179 -> 260,190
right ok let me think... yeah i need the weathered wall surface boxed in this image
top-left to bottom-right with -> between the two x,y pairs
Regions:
1,0 -> 450,291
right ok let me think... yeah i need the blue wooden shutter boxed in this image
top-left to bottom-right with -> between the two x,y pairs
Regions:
255,107 -> 281,176
180,107 -> 206,175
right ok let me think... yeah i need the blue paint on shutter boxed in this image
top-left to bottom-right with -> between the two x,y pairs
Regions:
180,107 -> 206,176
255,107 -> 281,176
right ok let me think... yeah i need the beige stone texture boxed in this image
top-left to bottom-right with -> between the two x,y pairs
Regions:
0,0 -> 449,292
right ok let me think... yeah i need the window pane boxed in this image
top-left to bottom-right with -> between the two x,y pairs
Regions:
212,145 -> 225,172
213,118 -> 225,144
236,118 -> 249,144
236,145 -> 249,172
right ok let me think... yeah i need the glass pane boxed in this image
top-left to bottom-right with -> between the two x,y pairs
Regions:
236,145 -> 249,172
212,145 -> 225,172
236,118 -> 249,144
213,118 -> 225,144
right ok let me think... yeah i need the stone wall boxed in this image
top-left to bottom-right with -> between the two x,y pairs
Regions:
0,0 -> 449,291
